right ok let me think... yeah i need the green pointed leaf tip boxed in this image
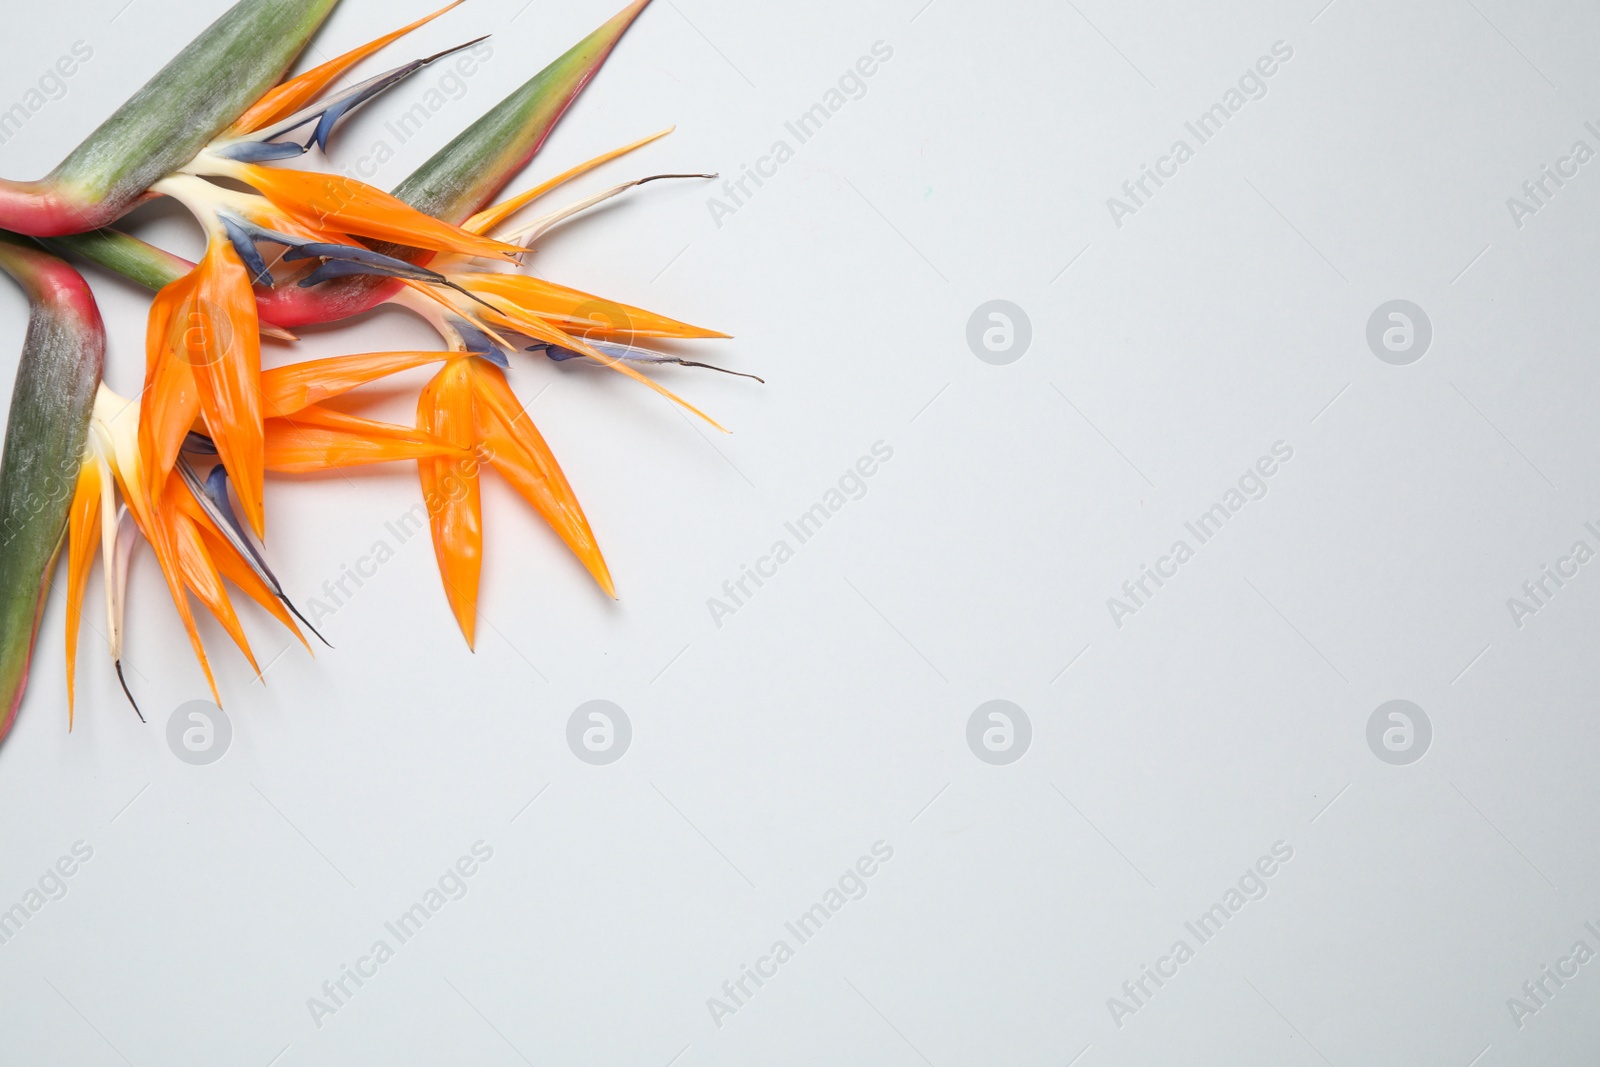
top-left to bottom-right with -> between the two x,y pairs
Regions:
39,0 -> 339,231
0,235 -> 104,741
396,0 -> 653,223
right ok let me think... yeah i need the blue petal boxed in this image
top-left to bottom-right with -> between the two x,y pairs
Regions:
307,37 -> 488,153
237,36 -> 492,156
531,338 -> 636,361
296,259 -> 389,286
528,338 -> 763,382
452,319 -> 510,368
284,241 -> 449,283
528,343 -> 580,362
220,213 -> 316,250
213,139 -> 309,163
217,212 -> 274,286
180,431 -> 218,455
215,216 -> 450,289
295,257 -> 444,287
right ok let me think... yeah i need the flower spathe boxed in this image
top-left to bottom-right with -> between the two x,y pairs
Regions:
0,236 -> 103,741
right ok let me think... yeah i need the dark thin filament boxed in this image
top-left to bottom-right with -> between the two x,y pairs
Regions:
114,661 -> 145,723
280,595 -> 332,649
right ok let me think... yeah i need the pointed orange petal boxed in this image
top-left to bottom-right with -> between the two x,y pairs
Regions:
234,164 -> 524,260
166,498 -> 260,676
64,461 -> 102,726
288,402 -> 452,441
143,356 -> 200,484
463,127 -> 675,235
457,272 -> 730,339
197,525 -> 309,653
184,240 -> 266,538
140,268 -> 201,496
231,0 -> 467,135
417,361 -> 482,647
143,255 -> 193,376
262,350 -> 449,416
264,412 -> 466,472
167,483 -> 306,653
468,363 -> 613,597
469,298 -> 727,432
130,491 -> 222,705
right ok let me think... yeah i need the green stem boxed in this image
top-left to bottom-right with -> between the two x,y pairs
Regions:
45,228 -> 195,294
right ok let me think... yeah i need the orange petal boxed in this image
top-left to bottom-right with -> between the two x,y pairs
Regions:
468,363 -> 613,597
417,360 -> 482,647
64,461 -> 102,726
455,272 -> 729,340
167,482 -> 306,653
103,415 -> 218,702
182,240 -> 266,539
230,0 -> 467,135
262,350 -> 449,416
140,267 -> 201,497
289,402 -> 443,440
234,164 -> 524,260
130,489 -> 222,705
264,412 -> 466,472
198,525 -> 309,654
466,296 -> 727,432
463,127 -> 675,235
164,488 -> 260,677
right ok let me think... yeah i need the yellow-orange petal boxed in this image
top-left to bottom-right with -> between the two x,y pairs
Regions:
264,412 -> 466,472
64,460 -> 103,726
167,482 -> 306,654
207,533 -> 307,653
233,164 -> 524,261
262,350 -> 450,417
463,127 -> 675,235
417,360 -> 482,647
181,239 -> 266,539
131,488 -> 222,705
140,266 -> 201,497
454,272 -> 730,340
198,525 -> 309,654
466,296 -> 727,432
288,402 -> 435,440
165,492 -> 260,677
230,0 -> 467,135
468,362 -> 613,597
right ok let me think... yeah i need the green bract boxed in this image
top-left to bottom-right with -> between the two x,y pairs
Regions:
0,0 -> 339,236
398,0 -> 651,223
0,235 -> 104,742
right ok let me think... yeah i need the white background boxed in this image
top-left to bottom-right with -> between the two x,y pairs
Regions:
2,0 -> 1598,1063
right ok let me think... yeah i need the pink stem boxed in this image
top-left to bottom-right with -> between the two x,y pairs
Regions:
0,178 -> 108,238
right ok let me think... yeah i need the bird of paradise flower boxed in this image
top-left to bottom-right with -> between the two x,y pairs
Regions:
3,0 -> 746,723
